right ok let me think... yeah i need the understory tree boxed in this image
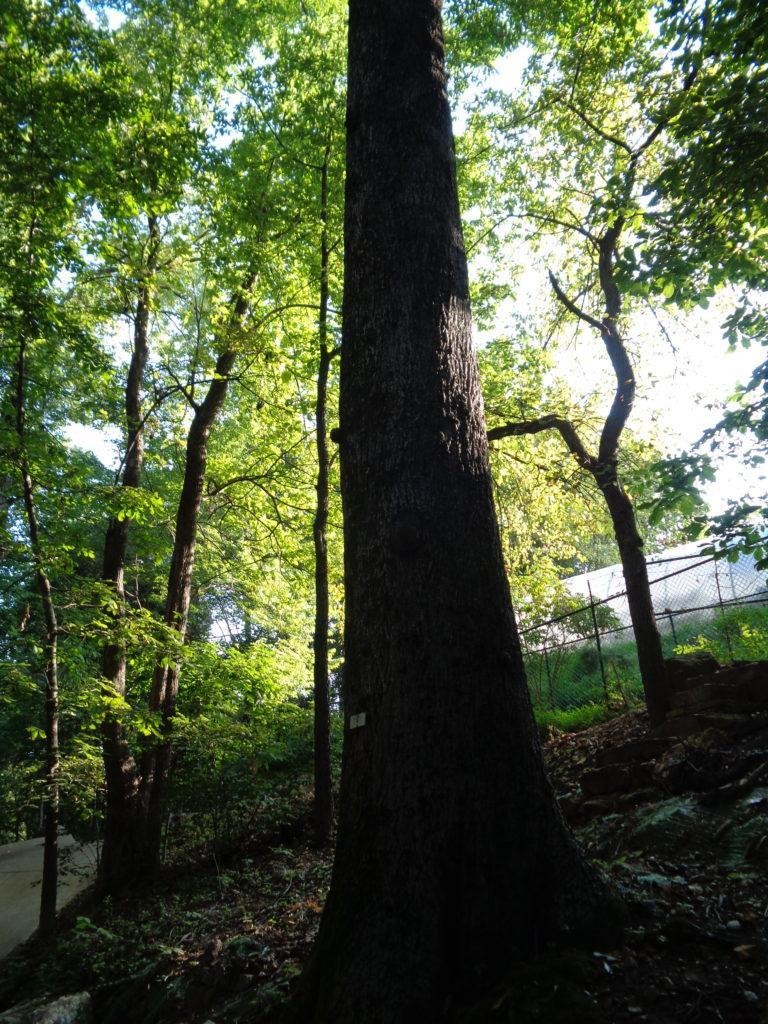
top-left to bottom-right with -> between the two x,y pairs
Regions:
244,3 -> 347,845
636,0 -> 768,566
0,0 -> 119,929
479,0 -> 765,629
462,2 -> 742,725
487,213 -> 671,724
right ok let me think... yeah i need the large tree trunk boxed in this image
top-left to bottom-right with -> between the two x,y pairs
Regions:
599,473 -> 669,725
100,216 -> 158,890
289,3 -> 622,1020
312,145 -> 334,847
13,335 -> 59,935
140,343 -> 238,871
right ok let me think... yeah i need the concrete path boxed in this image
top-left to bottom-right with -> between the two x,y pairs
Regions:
0,835 -> 96,959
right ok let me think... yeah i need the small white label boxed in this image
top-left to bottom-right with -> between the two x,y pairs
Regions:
349,712 -> 367,730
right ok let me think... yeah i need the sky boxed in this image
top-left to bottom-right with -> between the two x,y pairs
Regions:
483,253 -> 766,515
466,47 -> 766,517
65,20 -> 766,519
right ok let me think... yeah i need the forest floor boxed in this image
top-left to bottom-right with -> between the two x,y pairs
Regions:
1,708 -> 767,1023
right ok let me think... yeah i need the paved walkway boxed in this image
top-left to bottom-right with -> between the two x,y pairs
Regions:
0,835 -> 96,958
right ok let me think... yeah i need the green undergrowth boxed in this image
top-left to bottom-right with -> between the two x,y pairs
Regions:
535,703 -> 619,737
0,772 -> 320,1013
526,604 -> 768,717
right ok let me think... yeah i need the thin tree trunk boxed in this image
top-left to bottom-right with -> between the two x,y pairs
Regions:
289,4 -> 622,1020
140,286 -> 248,870
593,230 -> 668,724
599,473 -> 668,724
490,243 -> 669,726
312,144 -> 334,846
13,334 -> 59,935
100,215 -> 158,889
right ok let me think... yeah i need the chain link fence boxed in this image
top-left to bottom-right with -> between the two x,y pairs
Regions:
521,548 -> 768,718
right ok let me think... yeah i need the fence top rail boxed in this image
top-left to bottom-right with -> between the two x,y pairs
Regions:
523,591 -> 768,657
518,551 -> 766,636
646,550 -> 720,566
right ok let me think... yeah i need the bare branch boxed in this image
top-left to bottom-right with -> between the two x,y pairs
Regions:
206,472 -> 272,498
487,414 -> 595,470
466,210 -> 597,256
561,99 -> 632,154
548,271 -> 604,333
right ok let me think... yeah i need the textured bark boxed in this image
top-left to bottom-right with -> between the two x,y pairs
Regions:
289,4 -> 622,1020
13,334 -> 59,935
312,145 -> 334,847
100,216 -> 158,889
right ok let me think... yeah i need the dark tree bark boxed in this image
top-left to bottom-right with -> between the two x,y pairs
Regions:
100,215 -> 159,890
13,334 -> 59,935
98,253 -> 249,880
312,143 -> 335,847
289,4 -> 622,1020
139,283 -> 251,871
489,234 -> 669,727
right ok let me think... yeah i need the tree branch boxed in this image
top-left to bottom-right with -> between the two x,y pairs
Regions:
561,98 -> 632,154
487,414 -> 594,470
548,271 -> 604,333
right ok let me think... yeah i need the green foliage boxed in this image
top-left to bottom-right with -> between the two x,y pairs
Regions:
535,703 -> 618,737
0,0 -> 764,902
674,606 -> 768,663
525,603 -> 768,721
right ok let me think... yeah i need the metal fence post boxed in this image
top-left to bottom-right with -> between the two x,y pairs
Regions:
665,607 -> 678,646
587,581 -> 609,704
544,648 -> 555,710
713,559 -> 734,661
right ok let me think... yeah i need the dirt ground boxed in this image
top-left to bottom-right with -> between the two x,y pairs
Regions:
1,702 -> 767,1022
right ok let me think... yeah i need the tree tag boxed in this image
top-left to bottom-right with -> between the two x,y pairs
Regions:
349,712 -> 366,730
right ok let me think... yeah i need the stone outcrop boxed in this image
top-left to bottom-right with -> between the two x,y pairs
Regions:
565,659 -> 768,820
0,993 -> 92,1024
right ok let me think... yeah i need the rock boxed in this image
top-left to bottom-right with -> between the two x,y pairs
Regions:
654,713 -> 743,739
665,653 -> 721,691
670,681 -> 756,711
581,762 -> 654,797
0,994 -> 92,1024
653,744 -> 689,792
30,997 -> 92,1024
95,966 -> 182,1024
595,737 -> 673,767
580,796 -> 619,819
617,787 -> 658,810
581,765 -> 631,797
624,796 -> 716,853
667,662 -> 768,717
718,793 -> 768,871
557,792 -> 582,819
